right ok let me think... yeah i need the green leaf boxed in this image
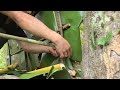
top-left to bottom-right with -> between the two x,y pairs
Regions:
76,70 -> 82,77
97,38 -> 105,46
52,69 -> 73,79
60,11 -> 82,62
27,53 -> 37,70
64,58 -> 74,70
98,32 -> 112,46
37,11 -> 82,62
36,11 -> 56,30
8,70 -> 21,77
40,54 -> 57,68
104,32 -> 112,45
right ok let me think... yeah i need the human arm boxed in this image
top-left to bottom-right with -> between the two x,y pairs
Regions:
0,11 -> 71,58
17,41 -> 58,57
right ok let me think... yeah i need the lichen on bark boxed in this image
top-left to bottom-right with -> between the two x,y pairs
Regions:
82,11 -> 120,79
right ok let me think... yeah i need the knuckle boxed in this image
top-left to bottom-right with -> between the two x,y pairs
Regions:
67,45 -> 70,48
60,55 -> 64,58
67,48 -> 69,50
65,55 -> 67,57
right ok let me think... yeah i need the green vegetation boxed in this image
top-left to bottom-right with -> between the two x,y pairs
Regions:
97,32 -> 113,46
0,43 -> 7,68
0,11 -> 83,79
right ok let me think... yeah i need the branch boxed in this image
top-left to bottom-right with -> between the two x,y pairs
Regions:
0,33 -> 50,46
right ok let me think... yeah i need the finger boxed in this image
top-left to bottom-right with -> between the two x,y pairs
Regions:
50,49 -> 58,57
54,50 -> 59,57
64,50 -> 68,58
52,47 -> 56,50
56,49 -> 60,57
50,50 -> 56,57
60,51 -> 64,59
52,47 -> 58,57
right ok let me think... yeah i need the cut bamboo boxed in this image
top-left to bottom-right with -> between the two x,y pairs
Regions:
0,33 -> 49,46
20,63 -> 65,79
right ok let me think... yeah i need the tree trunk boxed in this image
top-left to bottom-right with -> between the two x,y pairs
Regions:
82,11 -> 120,79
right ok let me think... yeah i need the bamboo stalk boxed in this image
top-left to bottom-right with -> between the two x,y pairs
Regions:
0,33 -> 49,46
54,11 -> 64,63
19,63 -> 65,79
54,11 -> 63,36
0,63 -> 18,74
53,12 -> 76,78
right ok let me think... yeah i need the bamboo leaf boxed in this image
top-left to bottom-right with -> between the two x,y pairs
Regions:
8,70 -> 21,77
64,58 -> 74,70
36,11 -> 82,79
37,11 -> 82,67
60,11 -> 82,61
75,70 -> 82,77
40,53 -> 57,68
36,11 -> 56,31
52,69 -> 73,79
36,11 -> 58,68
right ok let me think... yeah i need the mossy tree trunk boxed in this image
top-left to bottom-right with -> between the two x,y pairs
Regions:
82,11 -> 120,79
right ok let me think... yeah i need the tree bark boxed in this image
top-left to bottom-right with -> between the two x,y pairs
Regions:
82,11 -> 120,79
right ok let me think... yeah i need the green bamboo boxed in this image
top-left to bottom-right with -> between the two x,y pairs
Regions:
53,11 -> 64,63
0,63 -> 18,74
19,63 -> 65,79
0,33 -> 49,46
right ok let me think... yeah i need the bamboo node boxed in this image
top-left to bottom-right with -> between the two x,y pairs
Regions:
59,63 -> 65,69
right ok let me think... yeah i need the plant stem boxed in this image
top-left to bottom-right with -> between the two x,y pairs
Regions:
53,11 -> 64,63
0,33 -> 49,46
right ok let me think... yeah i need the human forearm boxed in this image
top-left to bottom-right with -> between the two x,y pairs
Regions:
18,41 -> 49,53
18,41 -> 58,57
0,11 -> 62,43
0,11 -> 72,58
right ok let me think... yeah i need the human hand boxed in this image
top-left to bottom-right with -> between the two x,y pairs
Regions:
45,47 -> 59,57
54,37 -> 72,58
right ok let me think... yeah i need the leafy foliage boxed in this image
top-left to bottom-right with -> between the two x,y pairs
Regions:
98,32 -> 113,46
36,11 -> 82,79
0,43 -> 7,68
